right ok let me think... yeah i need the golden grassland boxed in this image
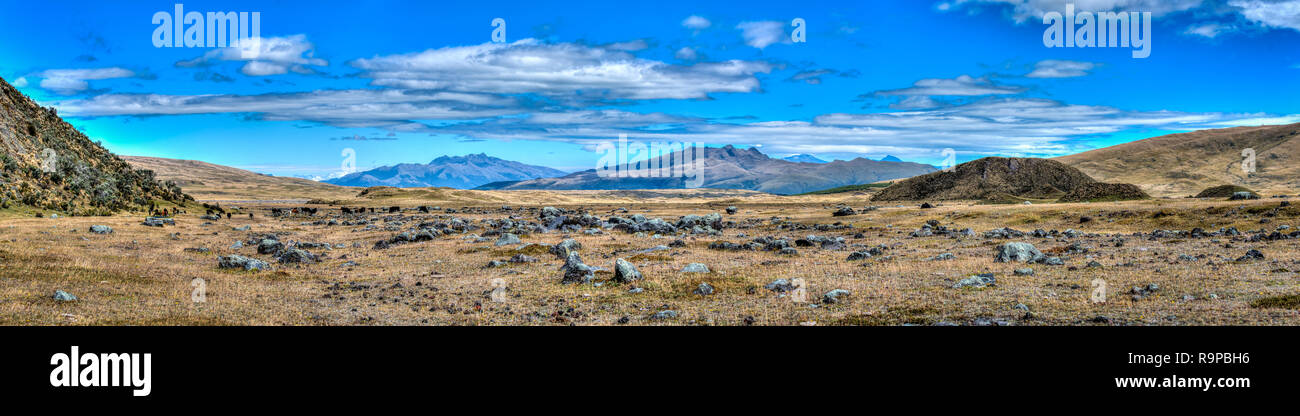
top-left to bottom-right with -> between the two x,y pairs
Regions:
1,194 -> 1299,326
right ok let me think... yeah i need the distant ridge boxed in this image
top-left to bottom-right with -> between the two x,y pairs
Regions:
325,153 -> 567,189
879,155 -> 903,162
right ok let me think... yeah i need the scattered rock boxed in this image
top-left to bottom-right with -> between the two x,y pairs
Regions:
612,258 -> 642,283
693,283 -> 714,295
53,290 -> 77,301
559,252 -> 595,284
89,225 -> 113,234
994,242 -> 1043,263
550,239 -> 582,259
218,255 -> 270,271
494,233 -> 521,246
822,289 -> 851,304
953,273 -> 995,289
681,263 -> 710,273
765,279 -> 794,292
650,310 -> 678,320
1236,249 -> 1265,262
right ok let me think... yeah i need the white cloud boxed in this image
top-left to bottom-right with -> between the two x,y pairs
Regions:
52,89 -> 519,128
890,96 -> 943,109
602,39 -> 650,51
1231,0 -> 1300,31
682,15 -> 712,30
675,47 -> 698,60
1183,22 -> 1234,37
349,39 -> 772,101
874,75 -> 1025,96
176,34 -> 327,76
736,21 -> 786,49
1026,60 -> 1097,78
36,67 -> 135,94
942,0 -> 1209,22
12,77 -> 28,87
418,97 -> 1290,162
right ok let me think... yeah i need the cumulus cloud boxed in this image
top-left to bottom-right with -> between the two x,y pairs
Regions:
874,75 -> 1026,96
12,77 -> 28,87
682,15 -> 712,30
176,34 -> 328,76
1231,0 -> 1300,31
348,39 -> 772,101
736,21 -> 786,49
35,67 -> 135,94
1026,60 -> 1097,78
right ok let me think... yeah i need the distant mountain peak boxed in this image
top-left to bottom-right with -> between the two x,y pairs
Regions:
879,155 -> 904,162
327,153 -> 565,189
782,154 -> 828,164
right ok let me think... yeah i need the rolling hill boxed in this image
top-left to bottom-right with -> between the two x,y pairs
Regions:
1056,123 -> 1300,197
122,156 -> 355,201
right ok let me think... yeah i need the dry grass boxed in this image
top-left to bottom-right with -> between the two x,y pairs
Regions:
2,194 -> 1299,326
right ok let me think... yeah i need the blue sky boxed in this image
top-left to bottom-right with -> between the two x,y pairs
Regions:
2,0 -> 1298,180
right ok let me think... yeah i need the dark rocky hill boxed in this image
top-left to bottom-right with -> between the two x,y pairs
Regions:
0,77 -> 188,214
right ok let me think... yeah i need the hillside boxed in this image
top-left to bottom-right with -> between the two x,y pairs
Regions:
0,77 -> 188,214
325,153 -> 567,189
122,156 -> 355,201
872,157 -> 1098,201
1056,123 -> 1300,197
477,145 -> 936,195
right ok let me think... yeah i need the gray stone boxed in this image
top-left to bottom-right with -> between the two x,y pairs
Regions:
765,279 -> 794,292
680,263 -> 710,273
53,290 -> 77,301
89,225 -> 113,234
494,233 -> 522,246
277,248 -> 316,264
550,239 -> 582,259
693,283 -> 715,295
612,258 -> 642,283
650,310 -> 678,320
953,273 -> 996,289
559,252 -> 594,284
822,289 -> 851,304
218,255 -> 270,271
994,242 -> 1043,263
1013,268 -> 1035,276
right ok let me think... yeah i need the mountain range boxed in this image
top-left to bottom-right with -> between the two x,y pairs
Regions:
475,145 -> 938,195
324,153 -> 567,189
